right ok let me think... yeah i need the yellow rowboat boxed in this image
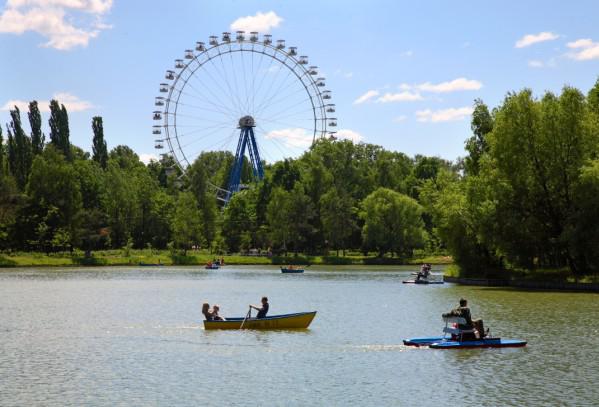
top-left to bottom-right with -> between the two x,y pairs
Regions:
203,311 -> 317,330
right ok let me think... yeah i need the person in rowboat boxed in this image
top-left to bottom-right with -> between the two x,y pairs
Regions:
249,296 -> 269,319
202,303 -> 215,321
212,304 -> 225,321
442,298 -> 486,339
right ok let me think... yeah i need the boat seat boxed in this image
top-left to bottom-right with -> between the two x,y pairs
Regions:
442,316 -> 476,339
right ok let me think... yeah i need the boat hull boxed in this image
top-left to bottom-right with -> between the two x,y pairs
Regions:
402,280 -> 444,284
403,336 -> 526,348
281,268 -> 304,273
203,311 -> 317,330
205,265 -> 219,269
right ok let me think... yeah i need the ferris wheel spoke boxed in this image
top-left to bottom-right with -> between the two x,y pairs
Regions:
204,48 -> 245,118
174,123 -> 233,139
183,68 -> 239,120
170,111 -> 234,125
226,45 -> 247,114
177,125 -> 234,149
175,100 -> 237,118
252,56 -> 294,115
263,103 -> 317,125
258,117 -> 317,133
256,124 -> 296,160
188,128 -> 238,160
174,85 -> 235,120
250,47 -> 278,113
240,46 -> 252,115
254,81 -> 311,117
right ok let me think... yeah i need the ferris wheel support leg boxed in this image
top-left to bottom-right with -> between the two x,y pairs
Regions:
248,127 -> 264,180
226,127 -> 249,203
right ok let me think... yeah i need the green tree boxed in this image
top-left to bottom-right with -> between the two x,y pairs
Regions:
360,187 -> 425,258
464,99 -> 493,175
49,100 -> 71,160
26,146 -> 82,250
320,188 -> 356,255
28,101 -> 44,156
222,191 -> 254,252
7,107 -> 33,190
92,116 -> 108,169
171,191 -> 203,254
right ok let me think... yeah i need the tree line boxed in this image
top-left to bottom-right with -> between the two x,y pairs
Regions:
2,77 -> 599,277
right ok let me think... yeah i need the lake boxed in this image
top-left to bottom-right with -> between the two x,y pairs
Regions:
1,266 -> 598,406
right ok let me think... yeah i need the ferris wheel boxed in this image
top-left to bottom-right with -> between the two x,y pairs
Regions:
152,31 -> 336,203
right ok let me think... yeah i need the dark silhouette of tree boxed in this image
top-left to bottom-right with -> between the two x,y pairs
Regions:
92,116 -> 108,169
6,107 -> 32,189
28,101 -> 44,156
48,100 -> 71,160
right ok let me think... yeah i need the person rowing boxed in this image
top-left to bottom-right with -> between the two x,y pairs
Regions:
249,296 -> 269,319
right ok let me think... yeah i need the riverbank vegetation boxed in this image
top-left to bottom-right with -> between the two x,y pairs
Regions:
2,78 -> 599,279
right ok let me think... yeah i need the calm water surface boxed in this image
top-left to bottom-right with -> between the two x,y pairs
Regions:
1,266 -> 598,406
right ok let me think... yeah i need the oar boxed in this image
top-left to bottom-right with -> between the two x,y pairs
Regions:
240,307 -> 251,330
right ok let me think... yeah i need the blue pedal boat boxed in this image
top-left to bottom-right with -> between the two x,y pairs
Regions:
403,316 -> 527,349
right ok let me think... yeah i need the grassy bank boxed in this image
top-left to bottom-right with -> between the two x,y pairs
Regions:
0,250 -> 453,268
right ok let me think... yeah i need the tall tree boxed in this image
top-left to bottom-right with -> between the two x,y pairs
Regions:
0,126 -> 4,174
360,187 -> 425,258
320,187 -> 356,256
92,116 -> 108,169
48,100 -> 71,160
7,107 -> 33,189
171,191 -> 203,254
464,99 -> 493,175
28,101 -> 44,156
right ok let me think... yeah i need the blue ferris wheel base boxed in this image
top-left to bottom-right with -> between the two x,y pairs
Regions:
225,123 -> 264,204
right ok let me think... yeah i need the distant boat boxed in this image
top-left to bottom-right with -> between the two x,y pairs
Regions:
203,311 -> 316,330
281,267 -> 304,273
205,263 -> 219,270
402,279 -> 444,284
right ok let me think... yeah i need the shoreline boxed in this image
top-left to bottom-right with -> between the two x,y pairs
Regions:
0,252 -> 452,269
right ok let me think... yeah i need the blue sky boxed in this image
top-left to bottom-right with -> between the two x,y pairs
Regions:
2,0 -> 599,164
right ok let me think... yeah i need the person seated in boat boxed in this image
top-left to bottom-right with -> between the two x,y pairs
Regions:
415,264 -> 430,281
442,298 -> 486,339
249,296 -> 269,319
212,304 -> 225,321
202,303 -> 215,321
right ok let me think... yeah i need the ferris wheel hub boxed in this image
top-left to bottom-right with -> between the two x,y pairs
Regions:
238,115 -> 256,128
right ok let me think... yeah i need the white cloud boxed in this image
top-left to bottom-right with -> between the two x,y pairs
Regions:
515,31 -> 559,48
139,153 -> 159,165
528,60 -> 544,68
376,91 -> 423,103
1,92 -> 94,112
393,115 -> 407,123
265,128 -> 312,148
566,38 -> 599,61
230,11 -> 282,33
416,107 -> 473,123
567,38 -> 594,49
353,90 -> 379,105
397,78 -> 482,93
0,0 -> 112,50
335,129 -> 363,143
